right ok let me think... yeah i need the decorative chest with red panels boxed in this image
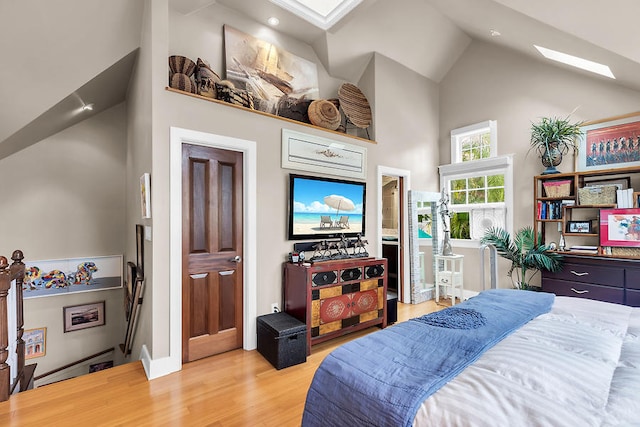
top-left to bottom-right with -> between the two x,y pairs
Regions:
283,258 -> 387,355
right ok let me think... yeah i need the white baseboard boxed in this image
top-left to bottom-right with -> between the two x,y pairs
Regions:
140,344 -> 181,380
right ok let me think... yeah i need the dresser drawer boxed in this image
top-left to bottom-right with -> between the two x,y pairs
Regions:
626,289 -> 640,307
545,263 -> 624,287
626,272 -> 640,291
543,279 -> 624,304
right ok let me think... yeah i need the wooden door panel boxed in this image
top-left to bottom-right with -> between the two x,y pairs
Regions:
219,270 -> 237,331
182,143 -> 243,363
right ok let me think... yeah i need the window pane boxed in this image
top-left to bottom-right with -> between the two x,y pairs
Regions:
468,177 -> 484,189
468,189 -> 486,204
487,188 -> 504,202
451,179 -> 467,190
450,212 -> 470,239
487,174 -> 504,187
451,191 -> 466,204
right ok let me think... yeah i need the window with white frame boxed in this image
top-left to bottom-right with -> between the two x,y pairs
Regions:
450,120 -> 497,164
440,120 -> 512,242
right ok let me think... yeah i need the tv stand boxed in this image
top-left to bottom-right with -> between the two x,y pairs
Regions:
283,257 -> 387,355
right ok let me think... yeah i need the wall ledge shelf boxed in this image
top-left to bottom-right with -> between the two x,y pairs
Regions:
165,87 -> 377,145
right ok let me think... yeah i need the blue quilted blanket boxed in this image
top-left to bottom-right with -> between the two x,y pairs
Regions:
302,289 -> 555,427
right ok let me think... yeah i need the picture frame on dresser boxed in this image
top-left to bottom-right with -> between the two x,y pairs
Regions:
599,207 -> 640,247
576,112 -> 640,172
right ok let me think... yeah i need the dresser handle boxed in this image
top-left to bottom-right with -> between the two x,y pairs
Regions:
570,271 -> 589,276
570,288 -> 589,294
189,273 -> 208,279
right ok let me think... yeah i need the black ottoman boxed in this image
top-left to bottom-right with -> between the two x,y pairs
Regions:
257,312 -> 307,370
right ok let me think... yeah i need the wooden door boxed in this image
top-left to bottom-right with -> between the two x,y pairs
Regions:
182,144 -> 243,363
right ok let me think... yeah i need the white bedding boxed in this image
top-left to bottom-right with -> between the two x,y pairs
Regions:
414,297 -> 640,426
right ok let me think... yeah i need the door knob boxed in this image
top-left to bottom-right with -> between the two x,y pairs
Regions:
229,255 -> 241,263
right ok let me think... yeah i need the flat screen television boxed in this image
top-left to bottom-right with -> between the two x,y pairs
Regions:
288,174 -> 366,240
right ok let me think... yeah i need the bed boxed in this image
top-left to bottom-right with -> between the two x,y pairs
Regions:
302,289 -> 640,426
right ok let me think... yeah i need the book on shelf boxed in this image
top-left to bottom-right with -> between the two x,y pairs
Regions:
616,188 -> 634,208
617,189 -> 625,208
569,245 -> 599,254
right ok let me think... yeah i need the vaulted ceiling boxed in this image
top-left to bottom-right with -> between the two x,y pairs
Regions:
1,0 -> 638,159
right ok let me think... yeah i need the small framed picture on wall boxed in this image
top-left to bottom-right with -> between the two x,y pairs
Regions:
140,173 -> 151,219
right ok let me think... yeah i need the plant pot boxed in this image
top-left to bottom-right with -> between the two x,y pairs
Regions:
540,144 -> 563,174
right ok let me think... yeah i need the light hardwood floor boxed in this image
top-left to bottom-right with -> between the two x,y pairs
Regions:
0,300 -> 446,426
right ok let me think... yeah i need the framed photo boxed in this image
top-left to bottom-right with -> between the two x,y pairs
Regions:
281,129 -> 367,179
566,220 -> 592,234
140,173 -> 151,219
89,360 -> 113,373
577,112 -> 640,172
63,301 -> 106,333
24,327 -> 46,359
599,208 -> 640,247
584,176 -> 630,190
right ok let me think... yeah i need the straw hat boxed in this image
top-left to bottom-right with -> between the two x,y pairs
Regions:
308,99 -> 341,130
338,83 -> 372,128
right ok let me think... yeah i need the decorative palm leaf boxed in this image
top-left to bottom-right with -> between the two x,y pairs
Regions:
481,226 -> 564,289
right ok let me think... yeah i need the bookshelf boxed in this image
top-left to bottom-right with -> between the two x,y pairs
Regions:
533,165 -> 640,257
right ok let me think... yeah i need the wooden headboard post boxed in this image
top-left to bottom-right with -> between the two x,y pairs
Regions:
0,250 -> 25,402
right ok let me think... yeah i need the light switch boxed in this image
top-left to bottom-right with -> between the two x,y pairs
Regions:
145,226 -> 152,241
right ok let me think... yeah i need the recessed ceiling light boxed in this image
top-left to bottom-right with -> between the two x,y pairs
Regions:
269,0 -> 362,30
489,29 -> 501,37
267,16 -> 280,26
534,45 -> 615,79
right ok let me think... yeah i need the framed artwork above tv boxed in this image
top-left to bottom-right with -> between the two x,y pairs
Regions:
288,174 -> 366,240
281,129 -> 367,179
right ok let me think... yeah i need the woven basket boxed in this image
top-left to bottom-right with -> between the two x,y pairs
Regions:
543,180 -> 572,198
577,185 -> 617,205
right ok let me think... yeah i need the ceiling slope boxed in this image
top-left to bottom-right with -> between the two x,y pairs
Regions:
0,0 -> 143,151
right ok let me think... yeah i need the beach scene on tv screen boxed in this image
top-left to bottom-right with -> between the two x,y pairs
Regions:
293,178 -> 364,236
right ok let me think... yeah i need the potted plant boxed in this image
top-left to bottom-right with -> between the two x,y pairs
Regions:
529,116 -> 583,174
481,226 -> 563,290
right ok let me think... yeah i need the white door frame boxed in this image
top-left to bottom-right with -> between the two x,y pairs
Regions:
155,127 -> 257,378
377,166 -> 411,303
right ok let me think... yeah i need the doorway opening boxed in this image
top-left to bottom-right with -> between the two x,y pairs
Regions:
377,166 -> 410,303
381,175 -> 400,298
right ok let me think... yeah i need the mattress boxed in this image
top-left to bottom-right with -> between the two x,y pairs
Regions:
413,296 -> 640,426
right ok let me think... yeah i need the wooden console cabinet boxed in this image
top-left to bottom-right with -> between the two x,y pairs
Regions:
283,258 -> 387,355
542,254 -> 640,307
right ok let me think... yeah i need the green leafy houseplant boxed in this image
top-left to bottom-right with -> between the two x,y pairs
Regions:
529,116 -> 584,174
481,226 -> 563,290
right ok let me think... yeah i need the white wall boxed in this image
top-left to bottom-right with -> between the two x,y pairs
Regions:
439,40 -> 640,290
0,103 -> 128,383
124,0 -> 155,361
138,2 -> 442,364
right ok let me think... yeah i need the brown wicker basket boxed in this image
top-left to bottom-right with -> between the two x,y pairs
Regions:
543,180 -> 572,198
577,185 -> 617,205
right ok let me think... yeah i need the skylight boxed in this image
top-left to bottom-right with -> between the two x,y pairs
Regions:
269,0 -> 362,30
534,45 -> 615,79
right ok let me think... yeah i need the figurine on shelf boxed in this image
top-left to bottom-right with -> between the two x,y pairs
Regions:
439,188 -> 454,256
353,234 -> 369,257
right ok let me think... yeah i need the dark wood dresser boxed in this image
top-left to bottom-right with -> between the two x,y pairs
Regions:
283,257 -> 387,355
542,255 -> 640,307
